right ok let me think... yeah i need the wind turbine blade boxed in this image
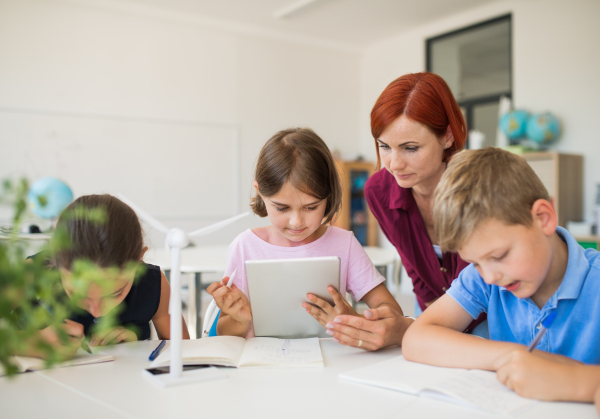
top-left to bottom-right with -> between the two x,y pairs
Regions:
188,212 -> 250,238
116,193 -> 170,234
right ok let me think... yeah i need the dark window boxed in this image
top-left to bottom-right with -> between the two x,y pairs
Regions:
427,15 -> 512,148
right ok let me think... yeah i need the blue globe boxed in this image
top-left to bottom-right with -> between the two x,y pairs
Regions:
499,110 -> 529,140
526,112 -> 561,145
28,177 -> 74,219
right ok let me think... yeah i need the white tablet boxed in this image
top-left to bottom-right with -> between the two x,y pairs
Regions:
245,256 -> 341,339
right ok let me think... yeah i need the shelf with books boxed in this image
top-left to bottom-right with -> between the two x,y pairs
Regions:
334,160 -> 377,246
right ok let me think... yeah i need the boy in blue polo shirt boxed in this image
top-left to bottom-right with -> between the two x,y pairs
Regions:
402,147 -> 600,403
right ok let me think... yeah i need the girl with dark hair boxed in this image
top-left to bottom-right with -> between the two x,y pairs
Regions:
20,194 -> 189,359
328,72 -> 487,349
207,128 -> 407,348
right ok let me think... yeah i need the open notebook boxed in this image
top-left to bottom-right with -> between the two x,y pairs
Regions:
2,348 -> 114,376
150,336 -> 324,368
340,356 -> 536,416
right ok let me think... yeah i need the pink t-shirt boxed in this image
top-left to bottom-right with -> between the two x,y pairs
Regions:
224,226 -> 385,338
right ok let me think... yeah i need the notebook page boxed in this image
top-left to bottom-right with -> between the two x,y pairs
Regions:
13,353 -> 114,372
150,336 -> 247,368
238,337 -> 323,367
423,369 -> 536,415
339,356 -> 465,395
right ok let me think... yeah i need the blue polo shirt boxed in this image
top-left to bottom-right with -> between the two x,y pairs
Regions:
447,226 -> 600,364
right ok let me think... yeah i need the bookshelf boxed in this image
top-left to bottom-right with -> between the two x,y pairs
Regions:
334,160 -> 378,246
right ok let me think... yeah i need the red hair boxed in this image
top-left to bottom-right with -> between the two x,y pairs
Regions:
370,72 -> 467,169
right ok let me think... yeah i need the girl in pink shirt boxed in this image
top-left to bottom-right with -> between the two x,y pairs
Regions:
207,128 -> 410,350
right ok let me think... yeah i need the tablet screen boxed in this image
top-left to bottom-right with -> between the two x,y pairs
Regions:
246,256 -> 340,339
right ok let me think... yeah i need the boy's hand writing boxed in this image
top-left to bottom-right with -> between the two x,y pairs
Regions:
303,286 -> 359,326
207,277 -> 252,326
90,327 -> 137,346
494,350 -> 582,401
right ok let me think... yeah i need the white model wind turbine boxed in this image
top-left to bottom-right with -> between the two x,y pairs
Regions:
117,194 -> 249,387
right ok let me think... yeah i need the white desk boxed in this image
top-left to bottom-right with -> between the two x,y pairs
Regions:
1,340 -> 595,419
144,246 -> 229,339
0,367 -> 132,418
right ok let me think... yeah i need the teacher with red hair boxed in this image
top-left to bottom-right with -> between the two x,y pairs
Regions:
326,72 -> 487,350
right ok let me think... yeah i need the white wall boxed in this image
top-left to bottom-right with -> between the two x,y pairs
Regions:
360,0 -> 600,223
0,0 -> 361,247
3,0 -> 599,251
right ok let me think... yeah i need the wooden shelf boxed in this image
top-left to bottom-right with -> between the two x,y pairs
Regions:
574,235 -> 600,250
334,160 -> 378,246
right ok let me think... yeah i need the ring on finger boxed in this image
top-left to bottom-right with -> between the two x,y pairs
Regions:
358,339 -> 363,347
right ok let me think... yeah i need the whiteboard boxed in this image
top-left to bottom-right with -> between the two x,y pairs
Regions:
0,109 -> 238,218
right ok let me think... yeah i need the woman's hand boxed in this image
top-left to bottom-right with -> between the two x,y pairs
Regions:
303,286 -> 359,326
90,327 -> 137,346
207,279 -> 252,326
325,306 -> 413,351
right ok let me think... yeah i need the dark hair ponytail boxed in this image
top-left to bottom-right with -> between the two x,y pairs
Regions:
250,194 -> 268,217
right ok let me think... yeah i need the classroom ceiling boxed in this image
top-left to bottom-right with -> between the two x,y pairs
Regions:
119,0 -> 503,48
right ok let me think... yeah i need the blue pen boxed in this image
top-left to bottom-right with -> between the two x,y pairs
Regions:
527,310 -> 557,352
149,340 -> 166,361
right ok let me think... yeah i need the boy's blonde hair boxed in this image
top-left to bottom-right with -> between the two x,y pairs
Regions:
434,147 -> 550,252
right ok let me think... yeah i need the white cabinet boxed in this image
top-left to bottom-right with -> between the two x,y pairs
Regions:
522,152 -> 583,227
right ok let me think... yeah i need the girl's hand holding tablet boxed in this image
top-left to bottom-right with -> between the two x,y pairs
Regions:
303,286 -> 358,326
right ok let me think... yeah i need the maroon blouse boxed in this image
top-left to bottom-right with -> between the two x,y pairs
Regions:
365,168 -> 485,331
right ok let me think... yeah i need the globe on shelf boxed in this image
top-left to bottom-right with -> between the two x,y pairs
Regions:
28,177 -> 74,219
526,112 -> 561,145
499,109 -> 529,140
